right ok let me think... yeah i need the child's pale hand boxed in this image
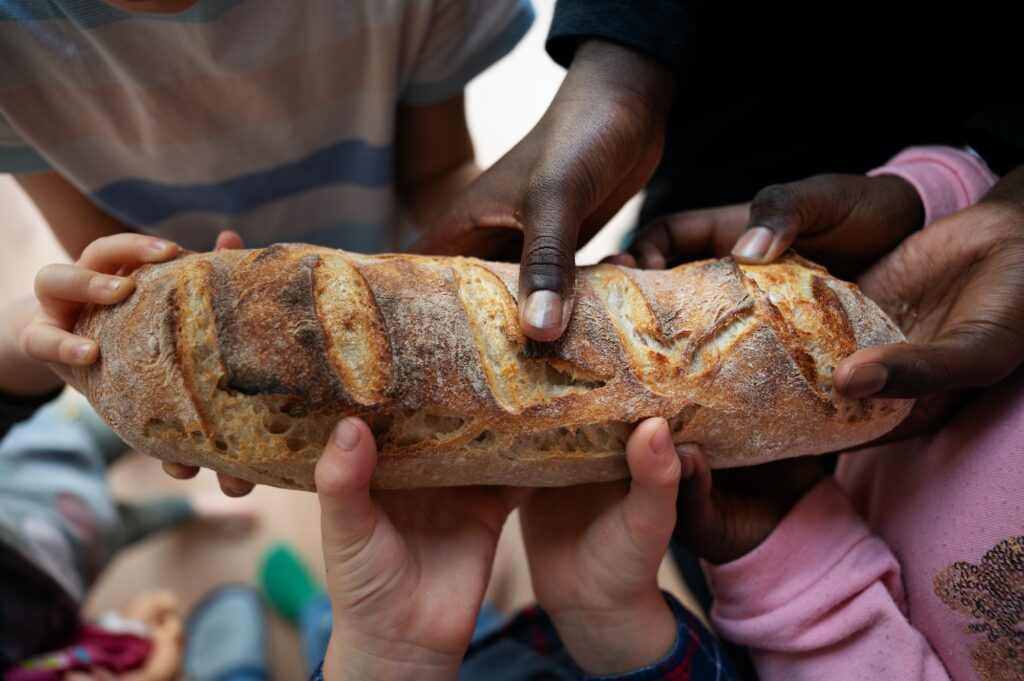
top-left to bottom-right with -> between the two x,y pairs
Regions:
21,233 -> 180,382
519,417 -> 683,675
21,229 -> 255,497
316,417 -> 526,681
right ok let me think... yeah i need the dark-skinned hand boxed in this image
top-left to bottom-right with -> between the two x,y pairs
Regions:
617,165 -> 1024,440
410,40 -> 674,342
617,172 -> 924,279
672,445 -> 825,565
621,162 -> 1023,566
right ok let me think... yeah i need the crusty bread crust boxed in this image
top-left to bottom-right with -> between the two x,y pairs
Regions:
74,246 -> 912,490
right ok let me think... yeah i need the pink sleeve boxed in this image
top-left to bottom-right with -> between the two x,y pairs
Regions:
867,145 -> 997,226
705,479 -> 952,680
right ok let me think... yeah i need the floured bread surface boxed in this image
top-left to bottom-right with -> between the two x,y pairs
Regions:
74,245 -> 912,490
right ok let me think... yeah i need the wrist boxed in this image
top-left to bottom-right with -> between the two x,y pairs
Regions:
570,40 -> 675,119
550,591 -> 677,676
322,627 -> 461,681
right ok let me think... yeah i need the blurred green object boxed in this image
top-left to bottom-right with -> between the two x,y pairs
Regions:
258,543 -> 321,623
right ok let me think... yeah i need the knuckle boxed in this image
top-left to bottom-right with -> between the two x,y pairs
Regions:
525,167 -> 570,203
986,200 -> 1024,229
914,357 -> 950,393
973,202 -> 1024,244
313,465 -> 351,498
79,235 -> 113,262
34,264 -> 62,292
892,354 -> 951,396
649,458 -> 682,489
526,163 -> 596,217
524,234 -> 573,269
750,184 -> 802,229
522,236 -> 573,290
57,336 -> 79,362
753,183 -> 798,213
18,325 -> 39,357
135,233 -> 161,251
623,509 -> 669,545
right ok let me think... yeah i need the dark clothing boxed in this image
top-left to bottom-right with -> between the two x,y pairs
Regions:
0,387 -> 62,439
0,397 -> 191,671
548,0 -> 693,82
547,0 -> 1024,226
308,592 -> 735,681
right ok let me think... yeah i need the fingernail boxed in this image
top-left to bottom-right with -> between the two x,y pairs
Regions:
72,342 -> 93,361
524,290 -> 563,331
99,277 -> 123,294
147,239 -> 171,253
844,363 -> 889,397
223,483 -> 252,497
650,420 -> 673,453
675,445 -> 696,478
675,443 -> 699,458
334,419 -> 360,451
732,227 -> 774,261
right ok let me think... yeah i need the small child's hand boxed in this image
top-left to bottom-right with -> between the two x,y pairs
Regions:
519,417 -> 684,675
673,445 -> 824,565
316,417 -> 526,681
21,233 -> 180,384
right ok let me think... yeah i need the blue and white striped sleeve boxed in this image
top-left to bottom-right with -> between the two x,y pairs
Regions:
401,0 -> 534,105
0,111 -> 50,174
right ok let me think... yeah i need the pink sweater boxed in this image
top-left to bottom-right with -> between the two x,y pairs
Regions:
706,147 -> 1023,681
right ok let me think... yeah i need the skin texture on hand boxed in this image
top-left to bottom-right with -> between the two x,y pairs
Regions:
622,173 -> 924,279
670,169 -> 1024,565
317,418 -> 526,681
519,418 -> 682,674
21,232 -> 181,387
832,167 -> 1024,436
20,227 -> 255,497
622,165 -> 1024,440
673,446 -> 825,565
411,39 -> 675,342
832,195 -> 1024,439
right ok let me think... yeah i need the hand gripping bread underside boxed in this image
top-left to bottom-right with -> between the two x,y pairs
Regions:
74,245 -> 912,490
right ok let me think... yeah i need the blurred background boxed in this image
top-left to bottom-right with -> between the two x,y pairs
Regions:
0,3 -> 664,679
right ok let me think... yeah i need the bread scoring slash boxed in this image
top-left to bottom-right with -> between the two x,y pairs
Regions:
74,245 -> 912,490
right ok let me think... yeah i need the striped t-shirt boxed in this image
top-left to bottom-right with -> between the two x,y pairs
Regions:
0,0 -> 533,252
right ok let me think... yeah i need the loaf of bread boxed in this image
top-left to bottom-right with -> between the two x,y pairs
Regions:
73,245 -> 911,490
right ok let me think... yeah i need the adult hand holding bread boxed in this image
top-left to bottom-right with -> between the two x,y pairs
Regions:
623,153 -> 1024,439
621,172 -> 924,279
411,40 -> 674,343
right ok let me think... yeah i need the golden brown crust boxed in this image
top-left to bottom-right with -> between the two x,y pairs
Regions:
74,246 -> 912,490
